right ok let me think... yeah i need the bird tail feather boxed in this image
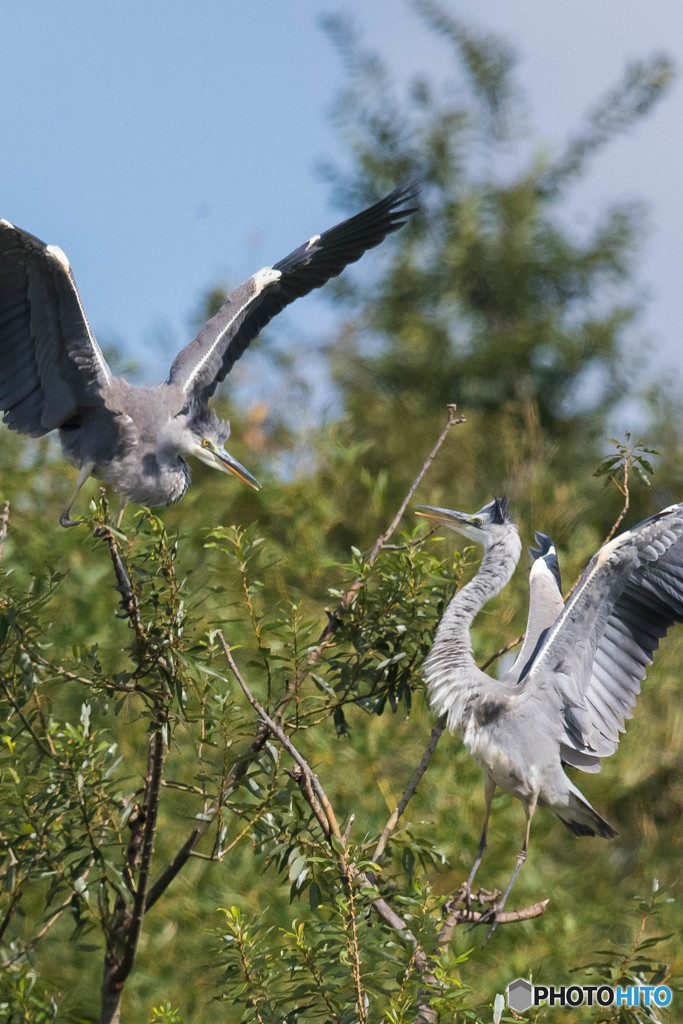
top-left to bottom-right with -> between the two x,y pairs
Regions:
555,781 -> 618,838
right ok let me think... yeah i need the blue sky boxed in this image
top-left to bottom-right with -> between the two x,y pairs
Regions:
2,2 -> 682,419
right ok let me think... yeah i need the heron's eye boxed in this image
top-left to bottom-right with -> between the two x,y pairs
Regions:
202,439 -> 211,449
471,517 -> 482,527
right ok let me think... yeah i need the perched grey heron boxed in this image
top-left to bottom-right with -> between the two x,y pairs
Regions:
416,497 -> 683,935
0,184 -> 417,525
501,531 -> 564,684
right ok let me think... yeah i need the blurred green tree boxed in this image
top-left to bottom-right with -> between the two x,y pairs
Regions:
311,2 -> 676,544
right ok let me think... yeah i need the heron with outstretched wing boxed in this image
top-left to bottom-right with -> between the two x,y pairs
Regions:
0,183 -> 417,524
416,498 -> 683,938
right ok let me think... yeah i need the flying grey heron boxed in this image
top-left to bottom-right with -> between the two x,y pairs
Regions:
0,184 -> 417,525
416,497 -> 683,936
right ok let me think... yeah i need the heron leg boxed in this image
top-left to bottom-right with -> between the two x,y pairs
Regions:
59,461 -> 95,527
480,793 -> 538,944
464,775 -> 496,911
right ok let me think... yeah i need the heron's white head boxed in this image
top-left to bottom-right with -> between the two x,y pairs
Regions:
415,496 -> 517,549
163,412 -> 261,491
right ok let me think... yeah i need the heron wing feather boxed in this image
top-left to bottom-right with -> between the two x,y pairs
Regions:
519,503 -> 683,762
167,182 -> 418,400
0,219 -> 112,436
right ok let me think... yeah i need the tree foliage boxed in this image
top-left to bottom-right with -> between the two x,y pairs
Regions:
1,5 -> 681,1021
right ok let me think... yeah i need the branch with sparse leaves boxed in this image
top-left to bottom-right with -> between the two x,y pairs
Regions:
220,632 -> 548,1024
146,404 -> 464,908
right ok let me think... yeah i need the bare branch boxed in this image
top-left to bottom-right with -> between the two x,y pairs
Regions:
308,404 -> 465,661
218,632 -> 344,845
479,632 -> 523,672
94,493 -> 144,639
373,715 -> 446,864
2,895 -> 74,967
439,894 -> 549,946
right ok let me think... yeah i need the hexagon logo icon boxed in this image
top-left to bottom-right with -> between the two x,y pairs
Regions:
507,978 -> 534,1013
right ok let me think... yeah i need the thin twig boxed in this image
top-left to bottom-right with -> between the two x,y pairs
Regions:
1,896 -> 74,967
30,650 -> 152,697
0,500 -> 10,564
479,632 -> 523,672
482,457 -> 632,674
373,715 -> 446,864
603,458 -> 630,545
222,638 -> 543,1020
308,405 -> 465,662
218,632 -> 343,844
381,526 -> 439,551
145,678 -> 295,912
562,458 -> 632,608
0,679 -> 55,758
148,407 -> 463,907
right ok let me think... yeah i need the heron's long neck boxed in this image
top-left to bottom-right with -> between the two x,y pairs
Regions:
425,534 -> 521,728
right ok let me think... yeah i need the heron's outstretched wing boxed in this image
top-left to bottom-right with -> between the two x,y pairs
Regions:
519,504 -> 683,767
168,182 -> 418,401
0,220 -> 112,437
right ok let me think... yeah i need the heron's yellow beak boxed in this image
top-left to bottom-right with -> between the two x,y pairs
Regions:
415,505 -> 473,527
199,440 -> 261,491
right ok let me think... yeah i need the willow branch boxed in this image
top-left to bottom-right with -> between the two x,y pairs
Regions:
219,633 -> 343,844
223,639 -> 550,1024
114,718 -> 167,983
95,492 -> 144,638
146,407 -> 462,907
0,679 -> 55,758
144,677 -> 294,912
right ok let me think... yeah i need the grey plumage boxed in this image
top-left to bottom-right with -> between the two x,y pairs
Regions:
416,498 -> 683,935
502,531 -> 564,684
0,183 -> 417,524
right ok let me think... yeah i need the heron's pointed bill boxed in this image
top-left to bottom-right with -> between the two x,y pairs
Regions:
415,504 -> 487,545
201,441 -> 261,491
415,505 -> 474,528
